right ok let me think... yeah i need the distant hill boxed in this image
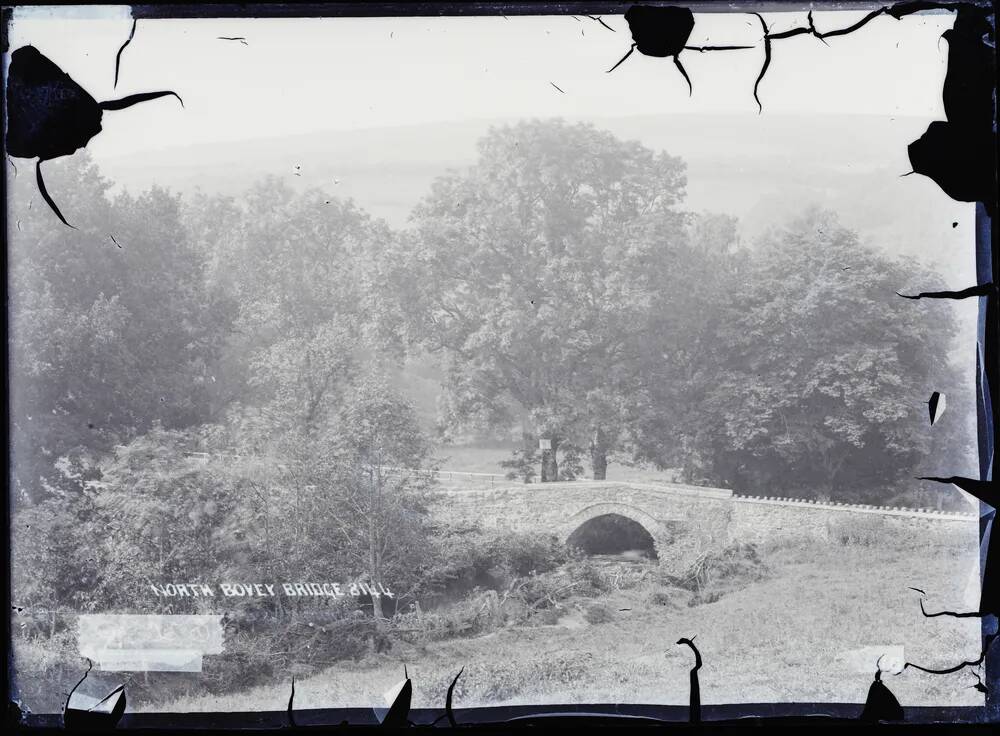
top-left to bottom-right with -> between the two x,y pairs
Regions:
93,112 -> 973,284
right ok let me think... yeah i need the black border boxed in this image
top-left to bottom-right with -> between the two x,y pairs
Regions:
3,0 -> 997,730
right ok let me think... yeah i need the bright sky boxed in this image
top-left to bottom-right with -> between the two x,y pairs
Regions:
6,5 -> 953,157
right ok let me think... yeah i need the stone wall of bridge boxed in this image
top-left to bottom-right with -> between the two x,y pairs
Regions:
728,494 -> 979,547
431,481 -> 734,575
430,480 -> 979,574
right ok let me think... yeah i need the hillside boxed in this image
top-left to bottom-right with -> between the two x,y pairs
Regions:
93,113 -> 973,283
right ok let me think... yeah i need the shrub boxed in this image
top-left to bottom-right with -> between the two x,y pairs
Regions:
500,448 -> 538,483
487,531 -> 570,577
529,604 -> 566,626
198,604 -> 378,694
10,628 -> 83,714
561,559 -> 612,596
649,590 -> 673,606
603,564 -> 651,592
687,589 -> 724,607
662,542 -> 768,602
583,602 -> 614,624
392,590 -> 502,642
420,527 -> 570,603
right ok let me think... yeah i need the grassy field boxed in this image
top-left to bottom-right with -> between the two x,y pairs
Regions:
127,537 -> 983,713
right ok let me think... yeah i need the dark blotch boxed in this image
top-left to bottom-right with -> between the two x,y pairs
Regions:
907,6 -> 996,213
860,668 -> 904,722
5,44 -> 182,227
625,5 -> 695,58
5,46 -> 104,161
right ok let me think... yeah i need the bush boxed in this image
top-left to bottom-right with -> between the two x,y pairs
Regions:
648,590 -> 673,606
662,542 -> 768,602
392,590 -> 502,642
560,559 -> 612,596
687,589 -> 724,607
10,628 -> 84,714
649,590 -> 671,606
583,602 -> 614,624
529,604 -> 567,626
198,604 -> 378,694
487,531 -> 570,577
418,526 -> 571,605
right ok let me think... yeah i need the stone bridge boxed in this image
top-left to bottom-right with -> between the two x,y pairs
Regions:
433,481 -> 735,575
430,480 -> 978,576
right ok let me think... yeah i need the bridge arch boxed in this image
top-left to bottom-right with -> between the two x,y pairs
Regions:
559,502 -> 669,557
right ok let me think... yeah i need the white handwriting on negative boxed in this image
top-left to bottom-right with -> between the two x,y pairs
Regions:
149,582 -> 396,598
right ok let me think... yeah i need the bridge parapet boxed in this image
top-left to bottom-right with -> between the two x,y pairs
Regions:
729,494 -> 978,546
430,480 -> 978,575
432,480 -> 735,574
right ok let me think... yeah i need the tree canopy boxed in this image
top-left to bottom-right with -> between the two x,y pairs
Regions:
7,125 -> 977,637
8,155 -> 235,503
629,208 -> 972,502
397,119 -> 700,479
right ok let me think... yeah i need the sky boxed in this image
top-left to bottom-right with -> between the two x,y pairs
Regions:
6,6 -> 954,157
6,5 -> 978,302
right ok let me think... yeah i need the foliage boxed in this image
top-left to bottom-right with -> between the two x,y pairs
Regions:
91,424 -> 246,611
7,131 -> 981,711
418,526 -> 570,602
648,589 -> 680,607
660,542 -> 768,604
11,495 -> 108,613
630,208 -> 973,504
192,179 -> 398,438
583,602 -> 615,624
422,652 -> 594,704
396,119 -> 693,479
7,154 -> 235,504
203,606 -> 377,693
10,629 -> 85,714
499,447 -> 538,483
392,591 -> 500,643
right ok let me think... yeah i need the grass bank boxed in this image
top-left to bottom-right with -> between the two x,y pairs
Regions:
128,537 -> 982,713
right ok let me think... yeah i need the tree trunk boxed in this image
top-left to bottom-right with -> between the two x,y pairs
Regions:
368,482 -> 385,626
521,422 -> 536,483
590,427 -> 609,480
371,585 -> 385,621
541,437 -> 559,482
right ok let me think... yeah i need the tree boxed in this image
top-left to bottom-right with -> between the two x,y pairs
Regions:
91,424 -> 245,612
270,377 -> 438,623
193,179 -> 399,438
620,211 -> 743,480
329,377 -> 436,621
398,119 -> 691,480
635,208 -> 973,505
7,154 -> 235,505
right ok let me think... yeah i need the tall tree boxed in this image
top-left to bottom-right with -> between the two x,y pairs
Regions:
7,154 -> 234,504
194,179 -> 398,438
262,377 -> 437,622
398,119 -> 690,480
635,208 -> 973,505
